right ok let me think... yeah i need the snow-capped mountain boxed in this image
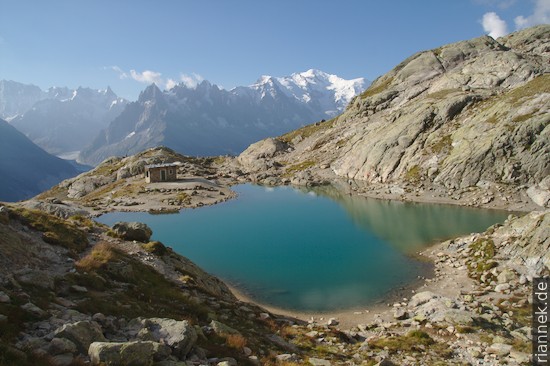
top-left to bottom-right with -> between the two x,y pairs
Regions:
0,80 -> 45,121
79,70 -> 369,166
248,69 -> 367,116
2,81 -> 128,157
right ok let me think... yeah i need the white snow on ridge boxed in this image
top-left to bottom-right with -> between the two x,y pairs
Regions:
249,69 -> 368,114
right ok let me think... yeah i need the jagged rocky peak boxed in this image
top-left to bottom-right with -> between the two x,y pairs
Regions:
78,69 -> 368,166
138,83 -> 164,102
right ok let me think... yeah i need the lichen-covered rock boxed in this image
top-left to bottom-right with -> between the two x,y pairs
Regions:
67,175 -> 115,199
135,318 -> 197,359
21,200 -> 89,219
111,222 -> 152,243
88,341 -> 170,366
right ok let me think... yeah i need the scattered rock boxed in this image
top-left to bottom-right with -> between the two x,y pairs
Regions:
55,321 -> 107,354
70,285 -> 88,293
0,291 -> 11,303
487,342 -> 512,357
495,283 -> 510,293
393,308 -> 409,320
374,360 -> 397,366
441,309 -> 474,325
408,291 -> 440,307
210,320 -> 241,336
308,357 -> 332,366
497,269 -> 516,284
89,341 -> 169,366
50,353 -> 75,366
137,318 -> 197,359
217,358 -> 237,366
276,354 -> 298,363
48,338 -> 78,356
21,302 -> 47,318
15,269 -> 54,290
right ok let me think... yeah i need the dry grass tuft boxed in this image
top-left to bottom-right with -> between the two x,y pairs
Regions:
225,334 -> 248,349
76,242 -> 118,272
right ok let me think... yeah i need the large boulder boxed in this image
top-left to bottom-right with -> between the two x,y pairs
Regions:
408,291 -> 441,307
238,138 -> 289,172
88,341 -> 170,366
527,185 -> 550,208
112,222 -> 152,243
54,321 -> 106,354
135,318 -> 197,359
67,175 -> 114,199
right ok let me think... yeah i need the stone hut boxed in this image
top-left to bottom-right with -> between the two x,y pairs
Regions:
145,163 -> 179,183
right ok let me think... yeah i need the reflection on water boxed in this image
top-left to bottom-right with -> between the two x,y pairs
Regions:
97,184 -> 509,311
307,184 -> 510,253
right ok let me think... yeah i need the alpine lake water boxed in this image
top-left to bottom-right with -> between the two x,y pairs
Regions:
97,184 -> 510,312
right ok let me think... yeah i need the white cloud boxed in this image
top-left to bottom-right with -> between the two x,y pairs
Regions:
482,12 -> 509,38
166,78 -> 178,91
108,65 -> 128,79
129,69 -> 164,86
180,73 -> 204,88
514,0 -> 550,29
107,66 -> 203,91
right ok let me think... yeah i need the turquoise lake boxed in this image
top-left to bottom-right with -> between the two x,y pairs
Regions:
97,184 -> 510,312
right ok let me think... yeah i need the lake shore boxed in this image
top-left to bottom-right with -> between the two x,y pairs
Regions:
225,238 -> 469,330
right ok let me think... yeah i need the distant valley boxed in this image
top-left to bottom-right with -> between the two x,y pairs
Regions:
0,119 -> 79,201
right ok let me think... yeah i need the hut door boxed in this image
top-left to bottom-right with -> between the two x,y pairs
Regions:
161,170 -> 166,181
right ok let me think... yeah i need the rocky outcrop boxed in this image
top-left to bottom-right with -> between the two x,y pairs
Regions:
237,138 -> 289,172
235,25 -> 550,209
111,222 -> 153,243
494,210 -> 549,277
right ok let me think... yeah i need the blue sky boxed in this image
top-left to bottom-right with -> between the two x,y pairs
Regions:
0,0 -> 548,100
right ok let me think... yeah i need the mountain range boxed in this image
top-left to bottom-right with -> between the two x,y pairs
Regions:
78,69 -> 368,165
0,81 -> 128,157
0,119 -> 78,201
